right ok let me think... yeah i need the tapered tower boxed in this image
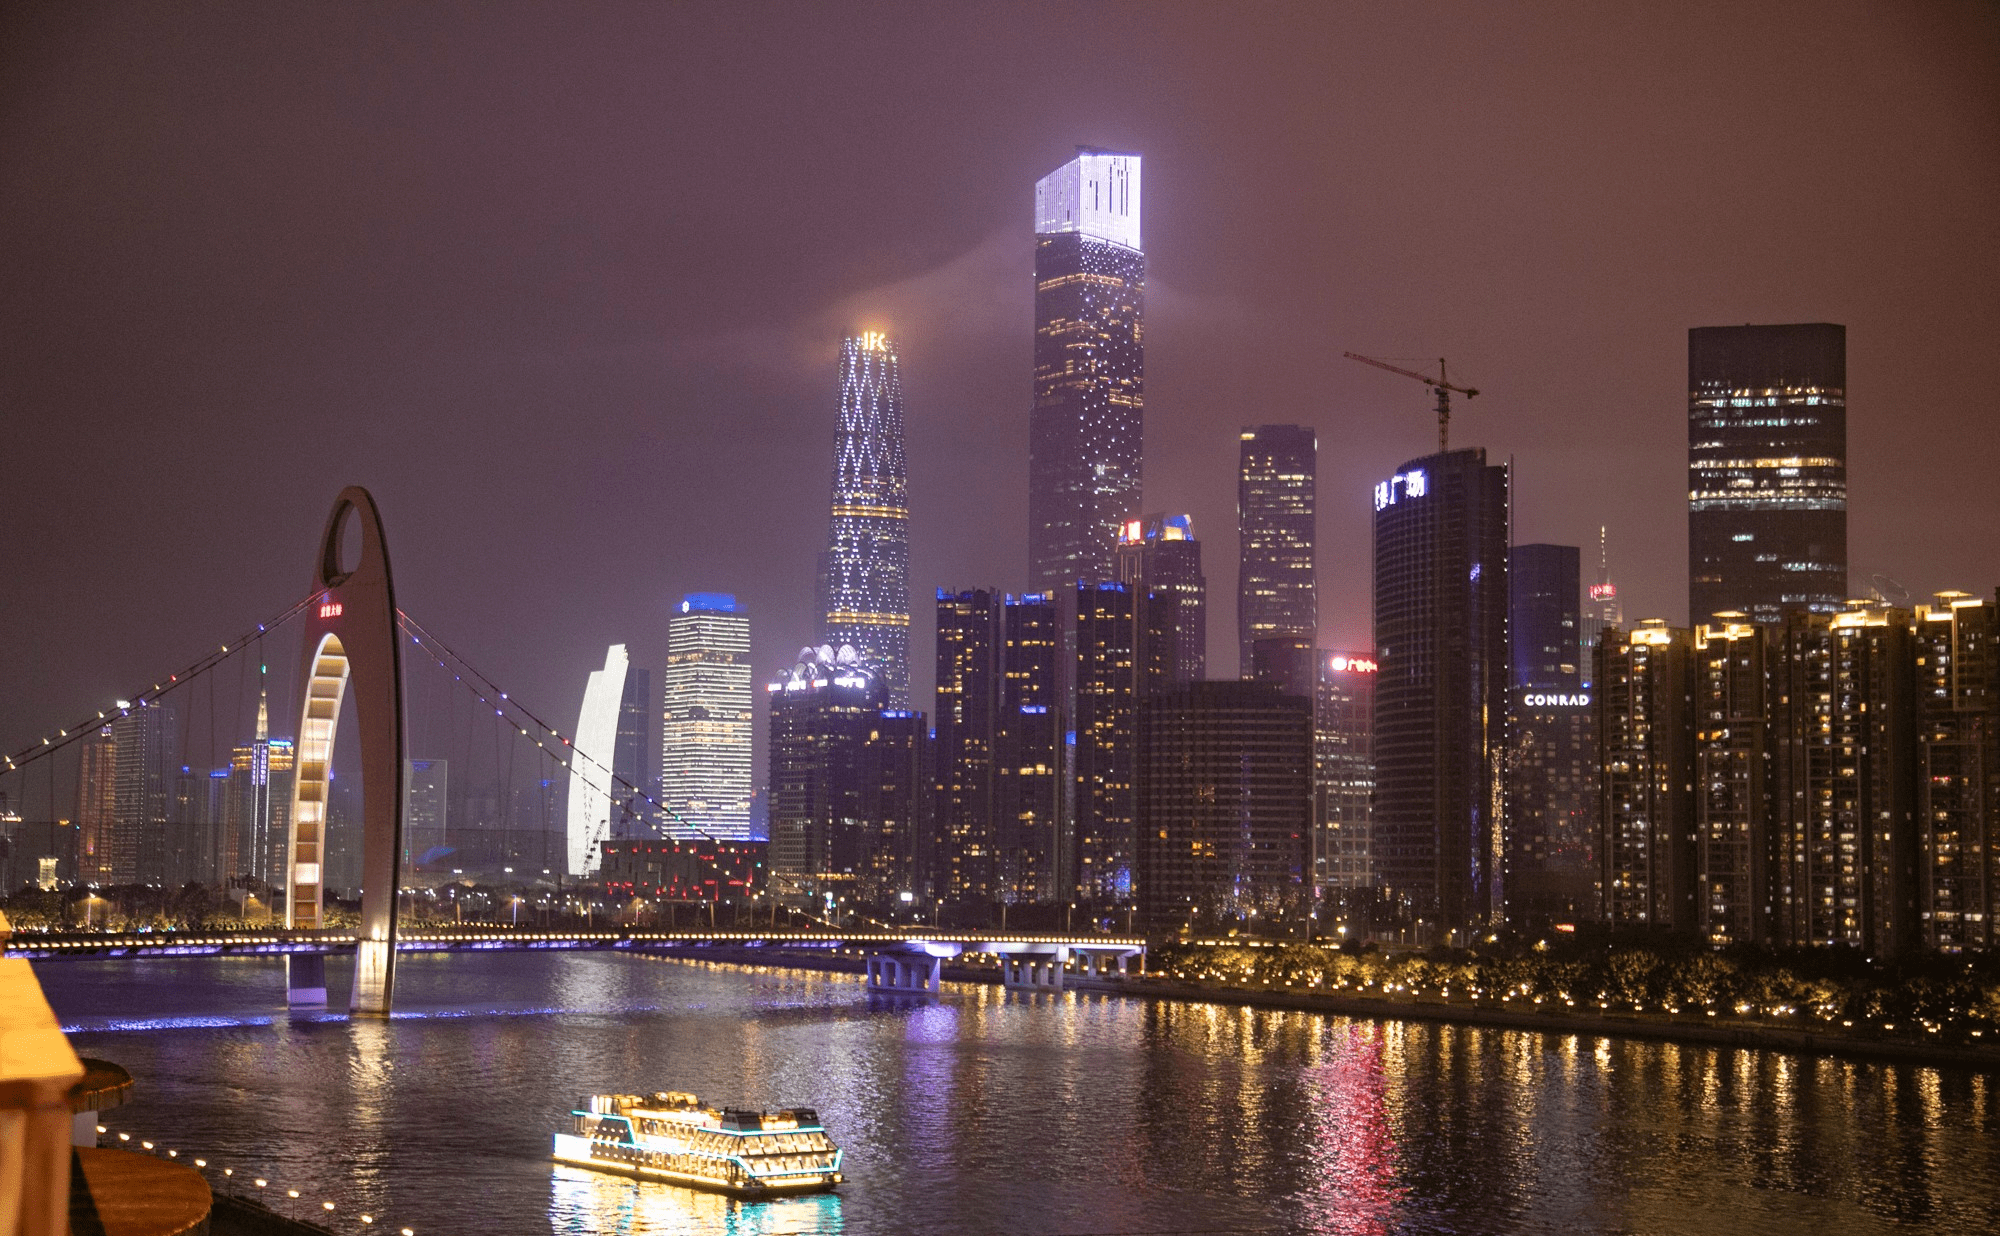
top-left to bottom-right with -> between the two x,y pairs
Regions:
819,332 -> 912,706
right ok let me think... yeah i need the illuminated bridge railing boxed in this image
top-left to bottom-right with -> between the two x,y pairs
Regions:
5,928 -> 1148,961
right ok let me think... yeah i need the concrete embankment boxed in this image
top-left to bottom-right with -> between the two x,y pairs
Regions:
642,943 -> 2000,1073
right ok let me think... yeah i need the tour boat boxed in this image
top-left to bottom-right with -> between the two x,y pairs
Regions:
553,1091 -> 843,1196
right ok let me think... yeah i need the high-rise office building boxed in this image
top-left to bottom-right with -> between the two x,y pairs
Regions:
767,648 -> 924,907
1597,621 -> 1695,930
1316,652 -> 1377,897
933,589 -> 1001,905
1073,579 -> 1175,904
1507,543 -> 1597,927
1029,148 -> 1144,593
567,644 -> 630,875
1238,425 -> 1317,674
1914,592 -> 2000,949
662,594 -> 754,841
996,592 -> 1065,904
75,726 -> 116,885
1249,636 -> 1317,701
1137,680 -> 1313,933
1510,544 -> 1581,691
111,701 -> 176,886
612,665 -> 655,840
818,332 -> 913,706
1688,323 -> 1848,626
1114,514 -> 1206,683
1371,449 -> 1510,929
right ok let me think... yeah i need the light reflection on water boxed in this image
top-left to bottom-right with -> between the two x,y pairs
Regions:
549,1165 -> 843,1236
31,951 -> 2000,1236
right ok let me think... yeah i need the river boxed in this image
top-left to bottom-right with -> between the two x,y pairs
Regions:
34,950 -> 2000,1235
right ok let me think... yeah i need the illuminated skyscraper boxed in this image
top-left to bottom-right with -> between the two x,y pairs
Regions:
566,645 -> 628,875
1371,448 -> 1510,929
612,666 -> 655,840
1316,652 -> 1377,895
1114,513 -> 1205,683
933,589 -> 1001,904
1073,579 -> 1175,903
75,727 -> 116,885
662,594 -> 754,842
1597,621 -> 1695,929
1238,425 -> 1317,674
112,701 -> 177,886
819,332 -> 912,706
1029,147 -> 1144,592
1688,323 -> 1847,625
405,758 -> 449,872
997,593 -> 1065,903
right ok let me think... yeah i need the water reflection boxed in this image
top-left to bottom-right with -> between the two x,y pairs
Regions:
549,1165 -> 842,1235
34,953 -> 2000,1236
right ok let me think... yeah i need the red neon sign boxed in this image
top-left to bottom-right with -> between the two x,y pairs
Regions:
1328,655 -> 1378,673
319,601 -> 344,619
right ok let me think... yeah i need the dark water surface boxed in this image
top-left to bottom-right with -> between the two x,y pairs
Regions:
34,951 -> 2000,1235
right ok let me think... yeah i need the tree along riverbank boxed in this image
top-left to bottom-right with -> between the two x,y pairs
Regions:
643,941 -> 2000,1073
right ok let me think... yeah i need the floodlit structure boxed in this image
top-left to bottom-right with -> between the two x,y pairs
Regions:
1029,147 -> 1145,593
663,594 -> 754,840
818,332 -> 913,706
567,644 -> 630,877
283,486 -> 407,1013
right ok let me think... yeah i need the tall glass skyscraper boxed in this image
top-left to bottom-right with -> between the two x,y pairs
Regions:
819,332 -> 912,706
1237,425 -> 1317,675
1029,147 -> 1144,593
662,594 -> 754,841
1114,513 -> 1206,684
1372,448 -> 1511,929
1688,323 -> 1847,626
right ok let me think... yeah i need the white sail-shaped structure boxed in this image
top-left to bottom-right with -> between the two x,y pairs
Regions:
566,644 -> 629,876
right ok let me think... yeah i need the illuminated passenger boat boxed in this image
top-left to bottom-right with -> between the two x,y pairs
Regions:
553,1092 -> 843,1196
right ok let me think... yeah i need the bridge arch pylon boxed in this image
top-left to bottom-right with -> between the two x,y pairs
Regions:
282,487 -> 406,1014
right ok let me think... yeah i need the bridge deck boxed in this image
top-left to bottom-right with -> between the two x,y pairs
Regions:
5,929 -> 1146,961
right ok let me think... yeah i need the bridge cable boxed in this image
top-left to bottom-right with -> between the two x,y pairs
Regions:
1,590 -> 320,777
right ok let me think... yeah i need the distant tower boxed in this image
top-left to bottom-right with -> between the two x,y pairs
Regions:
1688,323 -> 1847,625
1237,425 -> 1317,675
662,594 -> 754,841
819,332 -> 912,706
1579,526 -> 1622,683
1029,147 -> 1144,592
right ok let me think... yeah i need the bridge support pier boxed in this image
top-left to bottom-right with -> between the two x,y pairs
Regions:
352,940 -> 394,1015
286,953 -> 327,1007
1000,946 -> 1068,992
865,952 -> 940,995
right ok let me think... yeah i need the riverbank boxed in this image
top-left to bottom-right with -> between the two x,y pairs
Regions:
644,943 -> 2000,1073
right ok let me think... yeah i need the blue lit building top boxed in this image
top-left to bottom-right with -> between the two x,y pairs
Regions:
680,592 -> 740,614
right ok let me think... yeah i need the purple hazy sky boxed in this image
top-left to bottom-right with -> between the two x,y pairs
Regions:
3,2 -> 1997,771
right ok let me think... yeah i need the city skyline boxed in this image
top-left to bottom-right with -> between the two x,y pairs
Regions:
1,5 -> 1995,782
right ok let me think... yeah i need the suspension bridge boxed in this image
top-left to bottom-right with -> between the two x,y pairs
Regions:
0,487 -> 1141,1009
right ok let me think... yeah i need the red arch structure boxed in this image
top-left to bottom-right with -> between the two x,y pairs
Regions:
282,488 -> 406,1013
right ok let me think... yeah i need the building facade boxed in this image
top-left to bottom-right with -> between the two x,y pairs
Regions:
566,645 -> 629,875
1136,680 -> 1313,932
1029,148 -> 1144,593
612,665 -> 655,840
818,332 -> 913,706
1073,579 -> 1174,905
598,838 -> 765,906
1114,513 -> 1205,684
1371,448 -> 1510,929
933,589 -> 1002,905
1692,618 -> 1770,945
1237,425 -> 1318,675
767,650 -> 923,909
75,726 -> 116,885
1315,651 -> 1377,897
1915,593 -> 2000,948
996,592 -> 1065,904
1510,544 -> 1581,691
1598,622 -> 1696,930
110,701 -> 177,887
1688,323 -> 1847,626
662,594 -> 754,841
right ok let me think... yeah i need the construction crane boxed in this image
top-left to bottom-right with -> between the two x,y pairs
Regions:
1343,353 -> 1479,453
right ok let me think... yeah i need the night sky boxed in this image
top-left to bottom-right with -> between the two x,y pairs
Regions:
4,3 -> 1997,769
